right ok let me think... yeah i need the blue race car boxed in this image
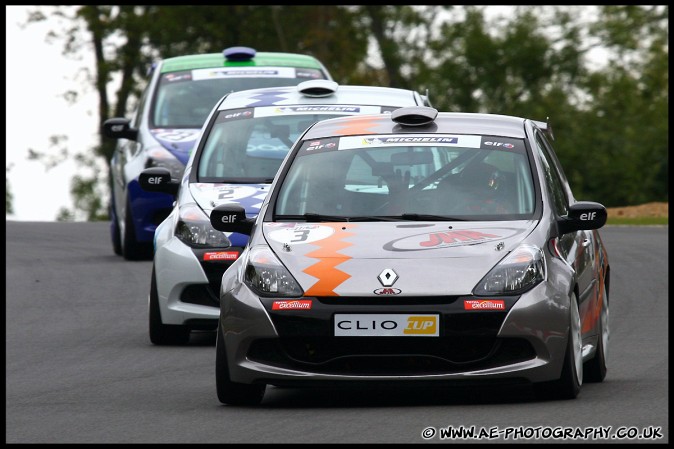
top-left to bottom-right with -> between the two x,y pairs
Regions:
102,46 -> 333,259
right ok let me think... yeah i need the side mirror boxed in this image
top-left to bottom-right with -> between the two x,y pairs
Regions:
210,204 -> 254,235
139,168 -> 179,195
558,201 -> 607,234
103,117 -> 138,141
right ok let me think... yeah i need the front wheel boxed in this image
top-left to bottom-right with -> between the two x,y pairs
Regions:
216,324 -> 265,405
148,264 -> 190,345
534,293 -> 583,400
584,281 -> 609,382
122,195 -> 153,261
110,199 -> 122,256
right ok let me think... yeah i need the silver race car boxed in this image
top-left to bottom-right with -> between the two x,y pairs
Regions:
138,81 -> 431,345
210,106 -> 610,405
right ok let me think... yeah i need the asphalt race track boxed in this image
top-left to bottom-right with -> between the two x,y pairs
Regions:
5,221 -> 668,443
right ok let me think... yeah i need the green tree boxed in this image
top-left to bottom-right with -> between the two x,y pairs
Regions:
402,5 -> 666,206
26,5 -> 370,221
23,5 -> 668,218
562,5 -> 668,206
141,6 -> 369,82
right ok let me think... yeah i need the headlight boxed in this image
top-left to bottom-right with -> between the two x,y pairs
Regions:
244,245 -> 303,297
175,203 -> 231,248
473,244 -> 546,295
146,147 -> 185,181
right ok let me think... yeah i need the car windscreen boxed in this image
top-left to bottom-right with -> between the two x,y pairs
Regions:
151,67 -> 326,128
196,106 -> 388,183
274,134 -> 536,221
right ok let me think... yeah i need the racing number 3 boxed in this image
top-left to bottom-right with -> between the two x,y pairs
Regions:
291,230 -> 310,243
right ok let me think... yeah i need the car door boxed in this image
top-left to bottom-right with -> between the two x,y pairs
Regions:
535,131 -> 595,318
111,86 -> 150,221
534,131 -> 598,338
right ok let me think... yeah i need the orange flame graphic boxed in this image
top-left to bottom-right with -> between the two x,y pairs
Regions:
303,223 -> 356,296
331,116 -> 382,136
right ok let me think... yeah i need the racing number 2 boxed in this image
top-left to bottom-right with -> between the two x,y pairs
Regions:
218,189 -> 235,200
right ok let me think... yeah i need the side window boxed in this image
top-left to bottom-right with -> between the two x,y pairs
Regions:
535,133 -> 568,216
131,87 -> 150,129
538,132 -> 574,201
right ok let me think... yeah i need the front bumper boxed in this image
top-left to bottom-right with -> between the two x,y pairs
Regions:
154,237 -> 243,328
220,281 -> 571,385
128,180 -> 174,243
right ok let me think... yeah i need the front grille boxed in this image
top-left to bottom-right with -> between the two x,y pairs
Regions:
180,284 -> 219,307
184,318 -> 218,331
191,247 -> 243,296
247,337 -> 535,375
249,295 -> 528,375
151,208 -> 173,226
201,262 -> 231,296
269,309 -> 509,339
317,296 -> 462,306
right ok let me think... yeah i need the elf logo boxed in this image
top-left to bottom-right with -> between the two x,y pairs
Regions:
484,141 -> 515,149
222,110 -> 252,120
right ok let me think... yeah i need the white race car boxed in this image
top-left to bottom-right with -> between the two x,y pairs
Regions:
139,80 -> 432,345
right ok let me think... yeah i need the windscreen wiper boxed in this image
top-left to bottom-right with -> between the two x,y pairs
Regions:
275,213 -> 350,222
215,178 -> 275,184
274,213 -> 464,222
398,213 -> 468,221
275,214 -> 402,222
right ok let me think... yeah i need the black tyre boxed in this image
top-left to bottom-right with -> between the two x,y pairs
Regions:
122,195 -> 153,261
584,282 -> 609,383
216,324 -> 265,405
110,200 -> 122,256
148,265 -> 190,345
534,293 -> 582,400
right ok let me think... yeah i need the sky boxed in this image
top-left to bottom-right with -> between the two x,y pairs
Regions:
6,5 -> 99,221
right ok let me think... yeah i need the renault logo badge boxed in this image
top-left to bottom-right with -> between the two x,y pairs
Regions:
378,268 -> 398,287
